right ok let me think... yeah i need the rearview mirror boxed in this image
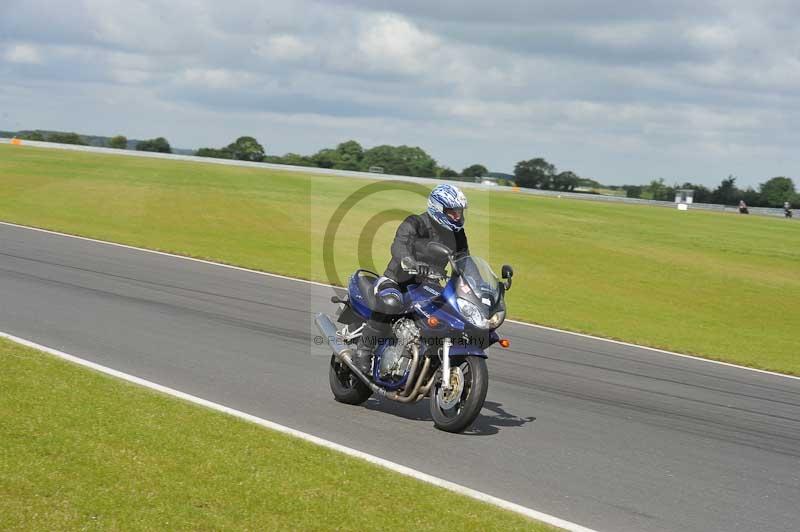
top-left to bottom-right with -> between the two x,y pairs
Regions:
426,241 -> 452,263
501,264 -> 513,291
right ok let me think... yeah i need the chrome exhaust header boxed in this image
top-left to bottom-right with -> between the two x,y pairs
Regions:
314,313 -> 385,396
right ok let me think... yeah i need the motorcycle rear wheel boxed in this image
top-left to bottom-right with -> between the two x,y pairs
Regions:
430,355 -> 488,433
329,354 -> 373,405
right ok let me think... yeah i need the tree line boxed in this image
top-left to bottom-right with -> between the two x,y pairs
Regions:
7,129 -> 796,207
622,176 -> 797,208
194,136 -> 597,190
513,158 -> 589,191
196,136 -> 478,179
11,130 -> 173,154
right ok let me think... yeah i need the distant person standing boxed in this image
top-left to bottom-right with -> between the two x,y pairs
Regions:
738,200 -> 749,214
785,201 -> 793,218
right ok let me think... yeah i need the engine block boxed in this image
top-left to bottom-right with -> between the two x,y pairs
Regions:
379,319 -> 420,379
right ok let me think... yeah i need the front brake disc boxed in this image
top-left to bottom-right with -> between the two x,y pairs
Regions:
436,366 -> 465,410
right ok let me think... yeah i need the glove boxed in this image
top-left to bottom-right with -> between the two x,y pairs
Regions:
416,262 -> 431,277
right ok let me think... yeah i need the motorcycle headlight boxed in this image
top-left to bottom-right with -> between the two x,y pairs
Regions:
488,309 -> 506,329
457,297 -> 489,329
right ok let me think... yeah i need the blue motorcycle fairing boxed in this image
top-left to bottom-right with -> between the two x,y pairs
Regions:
410,278 -> 468,336
404,282 -> 441,305
451,331 -> 501,359
448,344 -> 488,359
441,279 -> 461,318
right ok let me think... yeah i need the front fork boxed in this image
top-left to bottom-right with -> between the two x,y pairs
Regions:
441,337 -> 453,391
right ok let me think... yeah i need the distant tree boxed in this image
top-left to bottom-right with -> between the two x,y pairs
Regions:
280,153 -> 316,167
46,132 -> 87,145
19,131 -> 45,141
225,136 -> 265,162
136,137 -> 172,153
759,176 -> 796,207
360,145 -> 437,177
624,185 -> 644,198
461,164 -> 488,178
334,140 -> 364,170
514,158 -> 556,189
400,145 -> 438,177
438,167 -> 460,178
196,147 -> 233,159
653,180 -> 676,201
361,145 -> 399,174
641,178 -> 670,200
711,175 -> 740,205
108,135 -> 127,149
577,177 -> 602,189
552,170 -> 580,191
663,183 -> 678,201
311,148 -> 341,169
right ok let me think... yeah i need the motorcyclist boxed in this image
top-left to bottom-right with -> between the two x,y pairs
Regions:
352,183 -> 469,373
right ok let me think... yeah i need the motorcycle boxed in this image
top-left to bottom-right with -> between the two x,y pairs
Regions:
315,242 -> 513,433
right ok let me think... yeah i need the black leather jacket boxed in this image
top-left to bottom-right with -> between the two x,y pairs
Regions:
384,212 -> 469,283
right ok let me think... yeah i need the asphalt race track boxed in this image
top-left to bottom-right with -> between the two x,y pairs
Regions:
1,222 -> 798,532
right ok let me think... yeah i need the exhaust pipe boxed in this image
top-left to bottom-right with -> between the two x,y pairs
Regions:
315,313 -> 386,395
399,344 -> 420,397
315,312 -> 433,403
415,372 -> 437,402
391,357 -> 431,403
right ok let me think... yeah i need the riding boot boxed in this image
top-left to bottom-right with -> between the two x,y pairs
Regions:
352,319 -> 390,375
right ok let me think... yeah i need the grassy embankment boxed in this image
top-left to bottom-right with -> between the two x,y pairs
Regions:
0,337 -> 553,530
1,144 -> 798,374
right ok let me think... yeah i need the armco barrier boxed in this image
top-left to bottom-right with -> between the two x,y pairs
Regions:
1,138 -> 794,219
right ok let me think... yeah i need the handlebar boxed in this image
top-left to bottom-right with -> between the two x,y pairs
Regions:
405,269 -> 447,281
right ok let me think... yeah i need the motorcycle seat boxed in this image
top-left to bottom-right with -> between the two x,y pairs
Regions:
351,269 -> 406,315
355,271 -> 379,310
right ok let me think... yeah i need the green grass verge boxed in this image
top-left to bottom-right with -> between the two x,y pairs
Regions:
0,337 -> 553,531
1,144 -> 798,375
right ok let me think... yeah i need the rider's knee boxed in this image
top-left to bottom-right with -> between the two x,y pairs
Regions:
376,287 -> 404,314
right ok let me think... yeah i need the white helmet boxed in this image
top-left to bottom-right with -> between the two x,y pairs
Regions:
427,184 -> 467,231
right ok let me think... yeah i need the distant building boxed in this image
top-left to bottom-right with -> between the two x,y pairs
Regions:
675,189 -> 694,204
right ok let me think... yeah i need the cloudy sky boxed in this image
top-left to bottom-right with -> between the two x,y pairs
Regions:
2,1 -> 798,186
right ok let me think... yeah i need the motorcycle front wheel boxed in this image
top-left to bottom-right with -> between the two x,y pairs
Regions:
430,355 -> 488,433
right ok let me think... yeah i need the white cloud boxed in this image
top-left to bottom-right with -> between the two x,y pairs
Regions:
356,13 -> 441,74
178,68 -> 255,90
687,24 -> 738,50
4,43 -> 42,64
256,34 -> 314,61
110,69 -> 152,84
583,22 -> 656,48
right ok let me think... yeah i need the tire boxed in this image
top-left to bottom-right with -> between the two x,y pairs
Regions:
430,355 -> 488,433
329,354 -> 372,405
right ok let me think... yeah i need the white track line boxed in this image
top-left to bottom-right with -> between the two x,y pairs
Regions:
1,219 -> 797,382
0,331 -> 598,532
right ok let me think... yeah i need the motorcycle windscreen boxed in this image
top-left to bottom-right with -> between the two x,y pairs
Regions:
453,255 -> 501,307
